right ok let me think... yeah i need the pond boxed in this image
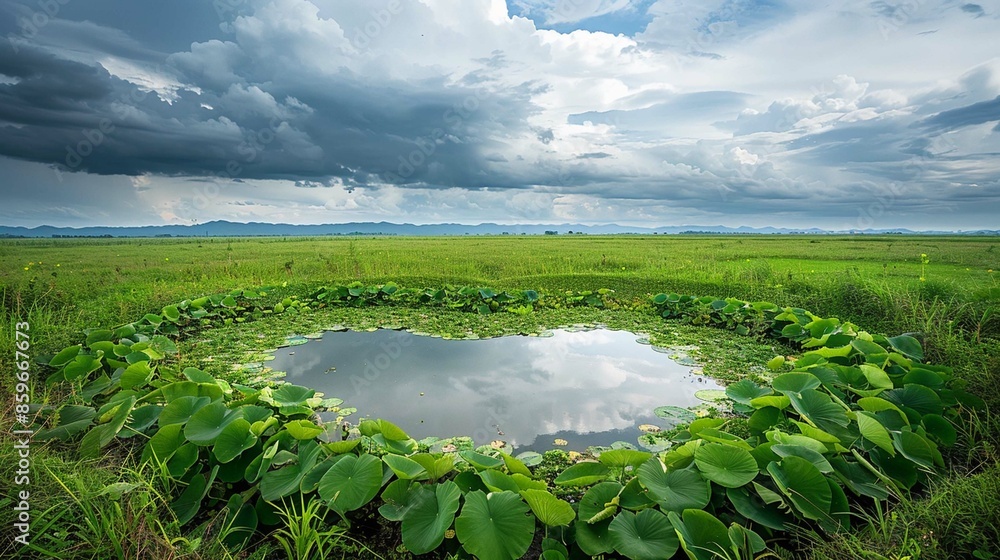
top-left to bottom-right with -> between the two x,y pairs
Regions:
267,328 -> 723,452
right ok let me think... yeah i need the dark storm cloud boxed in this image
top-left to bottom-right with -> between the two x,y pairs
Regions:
961,3 -> 984,16
0,43 -> 113,112
919,95 -> 1000,131
786,120 -> 941,182
0,0 -> 232,52
785,121 -> 915,165
0,36 -> 539,189
0,2 -> 547,189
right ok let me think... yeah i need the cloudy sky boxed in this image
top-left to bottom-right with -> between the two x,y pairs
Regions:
0,0 -> 998,230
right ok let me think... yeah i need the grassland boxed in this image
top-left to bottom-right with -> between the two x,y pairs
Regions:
1,234 -> 998,559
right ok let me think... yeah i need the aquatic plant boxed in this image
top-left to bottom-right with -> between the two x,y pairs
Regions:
29,283 -> 982,559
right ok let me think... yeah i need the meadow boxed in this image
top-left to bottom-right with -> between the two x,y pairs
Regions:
1,234 -> 999,559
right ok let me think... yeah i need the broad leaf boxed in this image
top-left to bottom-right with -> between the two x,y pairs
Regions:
694,443 -> 759,488
892,431 -> 939,470
787,389 -> 850,431
401,481 -> 462,554
885,385 -> 943,417
159,396 -> 211,427
637,458 -> 710,513
317,453 -> 384,513
49,345 -> 82,367
260,464 -> 307,501
608,509 -> 679,560
383,454 -> 428,481
578,482 -> 623,523
479,470 -> 521,494
859,364 -> 893,390
554,461 -> 610,486
856,413 -> 895,455
725,380 -> 772,405
171,466 -> 218,525
459,450 -> 504,470
598,449 -> 652,471
886,335 -> 923,361
271,384 -> 315,407
284,419 -> 323,440
213,419 -> 257,463
772,372 -> 821,395
767,456 -> 832,521
654,405 -> 697,424
668,509 -> 731,560
455,491 -> 535,560
521,489 -> 575,527
921,414 -> 957,446
184,402 -> 243,445
772,444 -> 834,473
34,405 -> 95,441
726,486 -> 791,531
410,453 -> 455,482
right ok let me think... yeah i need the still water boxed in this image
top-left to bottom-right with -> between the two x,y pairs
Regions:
268,328 -> 721,451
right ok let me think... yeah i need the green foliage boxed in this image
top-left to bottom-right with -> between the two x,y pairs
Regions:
455,490 -> 535,560
270,492 -> 347,560
399,480 -> 461,554
609,509 -> 679,559
309,281 -> 613,313
31,463 -> 183,559
520,489 -> 575,527
24,281 -> 985,559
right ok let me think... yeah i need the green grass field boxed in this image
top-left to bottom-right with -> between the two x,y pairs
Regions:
2,235 -> 999,559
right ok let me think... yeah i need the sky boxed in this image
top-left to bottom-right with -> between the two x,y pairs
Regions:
0,0 -> 998,230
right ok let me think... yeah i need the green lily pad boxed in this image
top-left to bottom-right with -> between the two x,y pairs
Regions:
654,406 -> 696,423
694,389 -> 727,402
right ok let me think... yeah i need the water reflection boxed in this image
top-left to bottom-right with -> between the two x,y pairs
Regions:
268,328 -> 722,451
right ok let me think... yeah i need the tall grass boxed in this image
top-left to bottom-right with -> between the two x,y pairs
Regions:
270,494 -> 356,560
803,463 -> 1000,559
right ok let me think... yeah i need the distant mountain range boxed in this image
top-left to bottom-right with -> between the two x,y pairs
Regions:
0,221 -> 997,238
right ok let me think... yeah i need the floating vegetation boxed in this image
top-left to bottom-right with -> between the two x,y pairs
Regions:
672,354 -> 699,366
232,362 -> 264,373
694,389 -> 728,402
653,406 -> 697,424
637,432 -> 673,452
515,451 -> 543,467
